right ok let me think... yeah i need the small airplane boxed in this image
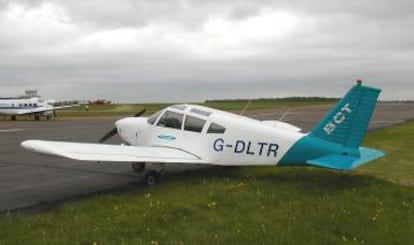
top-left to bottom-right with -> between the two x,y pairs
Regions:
0,96 -> 77,121
21,81 -> 385,185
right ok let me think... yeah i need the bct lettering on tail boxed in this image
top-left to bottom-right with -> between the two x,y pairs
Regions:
323,102 -> 352,135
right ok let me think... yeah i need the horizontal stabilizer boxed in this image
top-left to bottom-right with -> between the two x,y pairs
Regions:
306,147 -> 385,170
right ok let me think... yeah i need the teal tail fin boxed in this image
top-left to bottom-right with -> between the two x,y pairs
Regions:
310,82 -> 381,148
279,81 -> 385,170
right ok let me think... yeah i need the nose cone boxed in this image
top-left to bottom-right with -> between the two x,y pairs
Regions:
114,118 -> 132,133
115,117 -> 147,129
114,117 -> 147,144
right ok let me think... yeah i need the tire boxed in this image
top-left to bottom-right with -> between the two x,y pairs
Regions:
145,171 -> 160,186
131,162 -> 146,172
35,115 -> 40,121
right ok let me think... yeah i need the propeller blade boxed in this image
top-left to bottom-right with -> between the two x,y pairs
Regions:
134,109 -> 146,117
99,127 -> 117,143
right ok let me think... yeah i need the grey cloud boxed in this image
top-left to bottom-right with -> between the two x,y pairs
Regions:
0,0 -> 413,102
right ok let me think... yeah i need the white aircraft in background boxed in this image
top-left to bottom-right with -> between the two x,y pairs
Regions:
21,81 -> 385,185
0,96 -> 77,121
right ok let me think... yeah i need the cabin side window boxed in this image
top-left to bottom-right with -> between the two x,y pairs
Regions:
207,123 -> 226,134
157,111 -> 184,130
184,115 -> 206,133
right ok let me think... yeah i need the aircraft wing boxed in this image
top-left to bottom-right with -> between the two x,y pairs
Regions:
12,104 -> 78,115
21,140 -> 208,164
52,104 -> 79,110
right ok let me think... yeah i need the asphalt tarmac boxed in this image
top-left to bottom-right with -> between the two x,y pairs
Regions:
0,102 -> 413,212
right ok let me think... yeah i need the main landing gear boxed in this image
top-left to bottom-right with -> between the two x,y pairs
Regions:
131,162 -> 165,186
131,162 -> 146,172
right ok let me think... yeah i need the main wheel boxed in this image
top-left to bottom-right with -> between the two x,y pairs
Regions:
11,115 -> 16,121
145,171 -> 161,186
131,162 -> 146,172
34,115 -> 40,121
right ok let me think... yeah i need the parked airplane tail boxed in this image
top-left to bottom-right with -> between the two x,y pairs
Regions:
310,81 -> 381,149
307,81 -> 384,170
280,81 -> 385,170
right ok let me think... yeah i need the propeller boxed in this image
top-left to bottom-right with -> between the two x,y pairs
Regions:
134,109 -> 146,117
99,127 -> 118,143
53,110 -> 57,118
99,108 -> 146,143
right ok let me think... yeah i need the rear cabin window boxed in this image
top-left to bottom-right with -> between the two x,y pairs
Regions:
147,110 -> 163,125
157,111 -> 184,129
184,115 -> 206,133
207,123 -> 226,134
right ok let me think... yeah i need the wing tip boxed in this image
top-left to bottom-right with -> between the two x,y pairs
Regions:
21,140 -> 38,152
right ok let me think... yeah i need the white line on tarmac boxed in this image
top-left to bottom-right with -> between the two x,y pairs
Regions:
0,129 -> 23,133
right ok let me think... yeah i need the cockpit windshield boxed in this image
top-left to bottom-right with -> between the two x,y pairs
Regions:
147,110 -> 163,125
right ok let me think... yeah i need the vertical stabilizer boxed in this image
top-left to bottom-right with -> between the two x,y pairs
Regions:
310,81 -> 381,148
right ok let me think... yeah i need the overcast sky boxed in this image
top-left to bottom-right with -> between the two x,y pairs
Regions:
0,0 -> 413,102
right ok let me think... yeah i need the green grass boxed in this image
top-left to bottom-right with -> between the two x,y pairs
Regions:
54,98 -> 335,118
202,98 -> 336,112
0,98 -> 335,120
357,120 -> 414,186
56,103 -> 170,118
0,122 -> 413,244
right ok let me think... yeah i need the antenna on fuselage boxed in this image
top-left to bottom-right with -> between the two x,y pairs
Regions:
277,108 -> 291,122
240,99 -> 252,116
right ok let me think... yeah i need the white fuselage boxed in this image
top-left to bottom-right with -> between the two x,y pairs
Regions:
115,105 -> 305,166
